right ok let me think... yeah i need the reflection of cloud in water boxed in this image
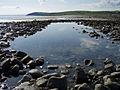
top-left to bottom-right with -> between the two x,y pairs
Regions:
79,38 -> 99,51
58,27 -> 67,31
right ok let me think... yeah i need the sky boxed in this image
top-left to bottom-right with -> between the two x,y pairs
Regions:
0,0 -> 120,15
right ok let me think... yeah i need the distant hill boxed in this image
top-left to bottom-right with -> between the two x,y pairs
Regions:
27,11 -> 120,16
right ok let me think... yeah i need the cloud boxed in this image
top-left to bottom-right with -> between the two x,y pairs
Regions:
98,0 -> 120,9
38,0 -> 46,5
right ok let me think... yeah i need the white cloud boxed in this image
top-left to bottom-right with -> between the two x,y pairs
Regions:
38,0 -> 46,5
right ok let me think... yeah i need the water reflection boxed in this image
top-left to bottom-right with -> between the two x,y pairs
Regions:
10,22 -> 120,65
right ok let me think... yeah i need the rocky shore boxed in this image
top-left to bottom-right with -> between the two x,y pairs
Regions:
0,19 -> 120,90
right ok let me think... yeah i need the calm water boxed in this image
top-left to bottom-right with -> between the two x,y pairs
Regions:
6,22 -> 120,89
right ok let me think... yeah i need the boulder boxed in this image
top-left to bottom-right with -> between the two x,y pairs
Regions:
74,67 -> 87,84
36,77 -> 48,87
27,60 -> 36,69
42,73 -> 59,79
21,55 -> 33,65
11,65 -> 20,75
47,75 -> 67,90
36,57 -> 44,66
84,59 -> 94,66
77,83 -> 91,90
29,69 -> 43,79
95,84 -> 110,90
47,65 -> 59,70
18,75 -> 31,83
16,51 -> 27,59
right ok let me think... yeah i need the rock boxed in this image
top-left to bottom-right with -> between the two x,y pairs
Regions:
95,84 -> 110,90
84,59 -> 94,66
10,58 -> 23,70
82,30 -> 88,33
0,58 -> 11,72
13,82 -> 39,90
104,58 -> 113,65
36,57 -> 44,66
116,64 -> 120,71
0,77 -> 7,82
47,75 -> 67,90
11,65 -> 20,75
27,60 -> 36,69
104,63 -> 115,72
88,68 -> 97,76
105,81 -> 120,90
29,69 -> 43,79
47,65 -> 59,70
18,75 -> 31,83
64,64 -> 72,68
110,72 -> 120,78
97,70 -> 105,76
61,70 -> 69,74
77,83 -> 91,90
16,51 -> 27,59
18,70 -> 27,75
36,77 -> 48,87
42,73 -> 59,79
21,55 -> 33,65
74,67 -> 87,84
2,84 -> 8,89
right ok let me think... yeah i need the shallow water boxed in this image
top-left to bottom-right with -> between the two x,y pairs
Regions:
6,22 -> 120,89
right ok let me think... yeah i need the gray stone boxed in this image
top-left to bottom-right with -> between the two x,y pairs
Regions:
36,77 -> 48,87
110,72 -> 120,78
29,69 -> 43,79
88,68 -> 97,76
95,84 -> 110,90
47,65 -> 59,70
47,75 -> 67,90
21,55 -> 33,65
77,83 -> 91,90
18,75 -> 31,83
104,58 -> 113,65
75,67 -> 87,84
42,73 -> 59,79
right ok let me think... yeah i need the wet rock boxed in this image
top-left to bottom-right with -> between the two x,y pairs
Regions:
0,58 -> 11,72
29,69 -> 43,79
84,59 -> 94,66
16,51 -> 27,59
21,55 -> 33,65
36,77 -> 48,87
13,82 -> 38,90
64,64 -> 72,68
42,73 -> 59,79
36,56 -> 44,66
97,70 -> 105,76
110,72 -> 120,78
88,68 -> 97,76
77,83 -> 91,90
116,64 -> 120,72
74,67 -> 87,84
11,65 -> 20,75
104,63 -> 115,72
47,65 -> 59,70
95,84 -> 110,90
61,70 -> 69,75
11,58 -> 23,70
82,30 -> 88,33
47,75 -> 67,90
0,41 -> 10,48
18,70 -> 27,75
18,75 -> 31,83
104,58 -> 113,65
105,81 -> 120,90
2,84 -> 8,89
27,60 -> 36,69
0,77 -> 7,82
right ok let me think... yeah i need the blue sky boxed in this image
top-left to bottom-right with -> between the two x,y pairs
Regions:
0,0 -> 120,15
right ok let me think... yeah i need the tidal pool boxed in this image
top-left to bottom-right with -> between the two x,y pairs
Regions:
6,22 -> 120,89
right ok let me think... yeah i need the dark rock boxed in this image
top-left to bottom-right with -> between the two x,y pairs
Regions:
84,59 -> 94,66
77,83 -> 91,90
47,75 -> 67,90
21,55 -> 33,65
82,30 -> 88,33
2,84 -> 8,89
27,60 -> 36,69
36,57 -> 44,66
95,84 -> 110,90
0,58 -> 11,72
18,70 -> 27,75
110,72 -> 120,78
18,75 -> 31,83
64,64 -> 72,68
47,65 -> 59,70
11,58 -> 23,70
74,67 -> 87,84
42,73 -> 59,79
11,65 -> 20,75
61,70 -> 69,75
16,51 -> 27,59
36,77 -> 48,87
29,69 -> 43,79
104,58 -> 113,65
104,63 -> 115,72
88,68 -> 97,76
